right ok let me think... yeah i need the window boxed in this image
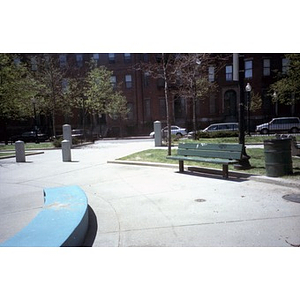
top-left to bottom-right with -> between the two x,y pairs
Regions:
31,57 -> 37,71
76,54 -> 83,67
62,78 -> 69,93
59,54 -> 67,68
125,75 -> 132,88
13,57 -> 21,66
108,53 -> 115,64
127,103 -> 134,120
208,66 -> 215,82
159,98 -> 166,118
141,53 -> 149,62
110,76 -> 117,89
282,58 -> 289,74
144,98 -> 151,119
209,94 -> 216,114
245,60 -> 253,79
144,72 -> 150,87
226,65 -> 233,81
124,53 -> 131,63
263,58 -> 270,76
93,53 -> 99,60
157,76 -> 165,87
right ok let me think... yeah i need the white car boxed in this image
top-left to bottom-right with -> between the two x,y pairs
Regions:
150,125 -> 187,138
255,117 -> 300,134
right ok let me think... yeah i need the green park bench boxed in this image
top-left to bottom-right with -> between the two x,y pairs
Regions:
166,142 -> 243,179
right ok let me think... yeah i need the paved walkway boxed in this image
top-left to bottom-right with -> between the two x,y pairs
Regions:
1,139 -> 300,246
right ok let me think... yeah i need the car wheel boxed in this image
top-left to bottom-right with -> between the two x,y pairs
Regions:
176,133 -> 182,137
290,127 -> 299,133
261,129 -> 269,135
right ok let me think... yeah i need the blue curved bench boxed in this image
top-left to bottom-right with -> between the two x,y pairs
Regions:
0,185 -> 89,247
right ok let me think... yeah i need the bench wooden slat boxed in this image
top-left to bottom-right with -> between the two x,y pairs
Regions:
178,143 -> 243,152
167,156 -> 238,165
177,149 -> 242,160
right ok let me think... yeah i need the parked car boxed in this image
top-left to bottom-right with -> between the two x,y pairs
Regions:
71,129 -> 84,139
202,122 -> 239,132
188,122 -> 239,137
150,125 -> 187,138
255,117 -> 300,134
10,131 -> 49,143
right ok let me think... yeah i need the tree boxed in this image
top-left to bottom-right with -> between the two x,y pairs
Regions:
269,54 -> 300,108
33,55 -> 75,137
0,54 -> 38,142
82,61 -> 129,136
174,54 -> 227,139
136,53 -> 178,155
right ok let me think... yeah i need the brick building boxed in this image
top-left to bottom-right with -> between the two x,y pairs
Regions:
3,53 -> 299,139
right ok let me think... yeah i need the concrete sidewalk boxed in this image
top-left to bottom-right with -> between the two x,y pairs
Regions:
1,139 -> 300,246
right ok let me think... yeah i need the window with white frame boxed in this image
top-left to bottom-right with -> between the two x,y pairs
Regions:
108,53 -> 115,63
124,53 -> 131,63
225,65 -> 233,81
31,57 -> 37,71
263,58 -> 271,76
76,54 -> 83,67
245,60 -> 253,79
125,75 -> 132,88
208,66 -> 215,82
93,53 -> 99,60
59,54 -> 67,68
282,58 -> 289,74
62,78 -> 69,93
127,103 -> 134,120
110,76 -> 117,89
144,72 -> 150,87
13,57 -> 21,66
144,98 -> 151,119
159,98 -> 166,118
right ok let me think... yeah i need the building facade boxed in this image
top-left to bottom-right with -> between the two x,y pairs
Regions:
3,53 -> 299,139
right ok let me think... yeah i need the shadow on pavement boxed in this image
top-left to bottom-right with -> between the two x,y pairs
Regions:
181,167 -> 253,182
82,205 -> 98,247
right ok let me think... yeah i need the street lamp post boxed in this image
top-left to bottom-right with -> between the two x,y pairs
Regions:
245,83 -> 252,135
233,53 -> 251,170
273,91 -> 278,117
32,98 -> 39,144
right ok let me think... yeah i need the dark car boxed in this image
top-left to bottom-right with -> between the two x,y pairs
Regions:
10,131 -> 49,143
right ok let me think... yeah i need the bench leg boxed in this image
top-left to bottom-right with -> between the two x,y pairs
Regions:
222,165 -> 229,179
179,160 -> 184,172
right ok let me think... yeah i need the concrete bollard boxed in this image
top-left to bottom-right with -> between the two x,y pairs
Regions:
63,124 -> 72,147
62,140 -> 71,162
15,140 -> 26,162
154,121 -> 162,147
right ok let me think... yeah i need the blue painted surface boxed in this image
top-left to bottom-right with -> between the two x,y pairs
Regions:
0,185 -> 89,247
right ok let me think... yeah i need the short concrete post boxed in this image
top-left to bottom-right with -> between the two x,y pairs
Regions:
154,121 -> 162,147
63,124 -> 72,147
15,140 -> 26,162
62,140 -> 71,162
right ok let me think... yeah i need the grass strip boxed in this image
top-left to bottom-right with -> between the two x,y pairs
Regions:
118,148 -> 300,179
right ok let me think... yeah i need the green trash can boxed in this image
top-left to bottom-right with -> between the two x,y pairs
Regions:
264,138 -> 293,177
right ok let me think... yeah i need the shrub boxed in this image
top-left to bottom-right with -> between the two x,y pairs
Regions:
195,131 -> 239,139
52,137 -> 63,148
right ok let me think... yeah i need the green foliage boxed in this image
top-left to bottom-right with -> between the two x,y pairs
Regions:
82,61 -> 129,121
269,54 -> 300,104
0,54 -> 38,120
195,130 -> 239,139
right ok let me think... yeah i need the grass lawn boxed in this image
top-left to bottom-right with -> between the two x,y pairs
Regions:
118,147 -> 300,179
0,142 -> 54,151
